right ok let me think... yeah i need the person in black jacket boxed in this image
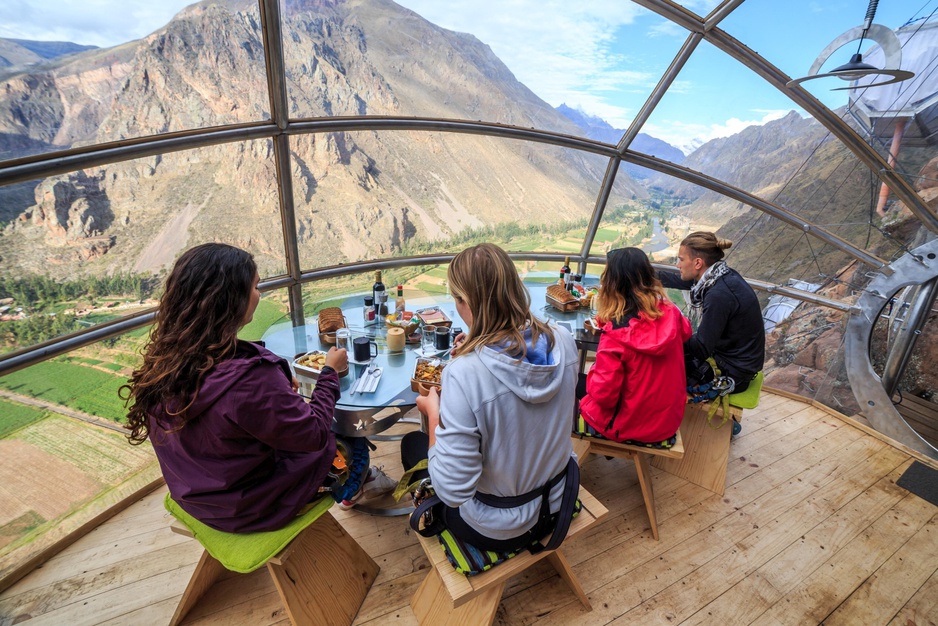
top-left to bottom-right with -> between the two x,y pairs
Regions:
658,231 -> 765,395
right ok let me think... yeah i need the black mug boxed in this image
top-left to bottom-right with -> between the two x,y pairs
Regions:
353,337 -> 378,362
434,326 -> 451,350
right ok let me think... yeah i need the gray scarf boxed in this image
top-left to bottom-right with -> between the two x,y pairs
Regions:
689,261 -> 730,309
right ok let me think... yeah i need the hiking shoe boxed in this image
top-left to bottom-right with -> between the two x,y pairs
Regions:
337,466 -> 396,510
361,466 -> 397,499
732,419 -> 742,437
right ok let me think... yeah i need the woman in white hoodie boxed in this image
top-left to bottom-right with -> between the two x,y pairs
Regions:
405,243 -> 579,552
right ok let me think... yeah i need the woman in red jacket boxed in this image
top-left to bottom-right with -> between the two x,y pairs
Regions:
578,247 -> 691,447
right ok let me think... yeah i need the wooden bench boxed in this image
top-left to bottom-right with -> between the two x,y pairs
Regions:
168,506 -> 378,626
571,430 -> 684,540
651,372 -> 764,496
411,486 -> 608,625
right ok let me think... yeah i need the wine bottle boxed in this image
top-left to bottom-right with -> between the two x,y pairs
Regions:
562,256 -> 573,289
395,284 -> 406,315
373,271 -> 387,320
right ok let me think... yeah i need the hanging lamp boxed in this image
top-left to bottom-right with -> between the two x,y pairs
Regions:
786,0 -> 913,90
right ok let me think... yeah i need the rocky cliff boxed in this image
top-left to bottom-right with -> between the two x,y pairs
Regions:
0,0 -> 632,277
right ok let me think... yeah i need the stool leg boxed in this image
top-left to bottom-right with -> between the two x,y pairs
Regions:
547,549 -> 591,610
170,549 -> 227,626
411,566 -> 504,626
632,452 -> 659,541
267,511 -> 379,626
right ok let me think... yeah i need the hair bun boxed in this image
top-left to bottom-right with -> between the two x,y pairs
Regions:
717,238 -> 733,249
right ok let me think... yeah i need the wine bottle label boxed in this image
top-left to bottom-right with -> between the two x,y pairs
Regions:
374,289 -> 387,303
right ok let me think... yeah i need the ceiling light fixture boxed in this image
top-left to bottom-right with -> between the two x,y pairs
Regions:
786,0 -> 914,90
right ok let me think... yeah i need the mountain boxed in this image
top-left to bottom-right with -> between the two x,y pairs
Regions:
0,39 -> 97,68
651,108 -> 932,291
556,103 -> 685,179
0,0 -> 642,277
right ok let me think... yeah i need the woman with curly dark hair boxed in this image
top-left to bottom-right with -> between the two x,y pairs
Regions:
120,243 -> 353,532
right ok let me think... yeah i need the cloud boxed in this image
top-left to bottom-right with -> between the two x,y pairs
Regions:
397,0 -> 655,112
0,0 -> 191,47
644,110 -> 794,153
647,20 -> 685,39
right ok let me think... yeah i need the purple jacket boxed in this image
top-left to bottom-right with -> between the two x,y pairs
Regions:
150,341 -> 338,532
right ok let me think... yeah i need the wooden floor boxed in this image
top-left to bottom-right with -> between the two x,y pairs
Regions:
2,391 -> 938,625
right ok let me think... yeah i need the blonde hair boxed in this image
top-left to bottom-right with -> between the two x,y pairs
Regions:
597,247 -> 667,323
680,231 -> 732,267
448,243 -> 554,359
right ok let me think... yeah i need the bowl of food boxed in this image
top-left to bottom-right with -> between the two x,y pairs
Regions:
411,357 -> 445,393
385,311 -> 420,335
293,351 -> 349,379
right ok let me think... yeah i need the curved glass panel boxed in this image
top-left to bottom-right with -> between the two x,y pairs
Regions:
589,160 -> 687,262
0,2 -> 269,164
0,139 -> 282,355
765,300 -> 856,415
0,328 -> 159,581
289,131 -> 607,268
718,1 -> 919,110
280,0 -> 684,141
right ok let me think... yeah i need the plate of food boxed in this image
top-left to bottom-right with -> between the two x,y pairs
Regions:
293,351 -> 349,379
411,357 -> 445,392
415,306 -> 452,328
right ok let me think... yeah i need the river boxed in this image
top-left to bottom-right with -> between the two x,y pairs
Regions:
641,217 -> 669,254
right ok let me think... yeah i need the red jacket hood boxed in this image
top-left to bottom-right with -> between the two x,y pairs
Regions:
599,301 -> 688,356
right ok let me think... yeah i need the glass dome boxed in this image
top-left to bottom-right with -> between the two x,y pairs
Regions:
1,0 -> 937,579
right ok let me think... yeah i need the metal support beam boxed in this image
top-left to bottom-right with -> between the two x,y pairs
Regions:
578,157 -> 621,275
619,33 -> 701,153
881,277 -> 938,397
260,0 -> 304,326
845,239 -> 938,459
627,152 -> 892,273
632,0 -> 938,234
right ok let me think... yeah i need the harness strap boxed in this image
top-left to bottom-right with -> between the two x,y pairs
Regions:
408,457 -> 580,552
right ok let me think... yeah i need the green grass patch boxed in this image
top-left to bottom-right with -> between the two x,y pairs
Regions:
101,362 -> 124,372
0,360 -> 127,422
239,299 -> 289,341
0,398 -> 49,438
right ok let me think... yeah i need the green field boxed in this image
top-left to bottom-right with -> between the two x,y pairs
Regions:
239,298 -> 288,341
0,398 -> 49,438
0,361 -> 127,422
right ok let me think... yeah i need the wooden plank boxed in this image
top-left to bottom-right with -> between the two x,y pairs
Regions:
7,563 -> 198,626
651,403 -> 732,495
888,562 -> 938,626
0,539 -> 200,621
268,511 -> 379,626
824,507 -> 938,625
507,427 -> 895,625
750,479 -> 936,626
0,475 -> 165,595
604,450 -> 918,625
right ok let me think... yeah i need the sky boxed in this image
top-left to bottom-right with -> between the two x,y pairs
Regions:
0,0 -> 930,153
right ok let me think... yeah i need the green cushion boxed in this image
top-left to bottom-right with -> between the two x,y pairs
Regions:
437,500 -> 582,576
164,493 -> 333,573
728,371 -> 764,409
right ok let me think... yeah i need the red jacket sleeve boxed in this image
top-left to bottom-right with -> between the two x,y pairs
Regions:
582,333 -> 627,428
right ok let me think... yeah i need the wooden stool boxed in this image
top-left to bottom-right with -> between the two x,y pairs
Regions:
411,487 -> 608,625
652,372 -> 763,497
571,430 -> 684,540
166,496 -> 379,626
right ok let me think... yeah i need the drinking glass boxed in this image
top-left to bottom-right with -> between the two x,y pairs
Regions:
335,328 -> 351,351
421,325 -> 438,353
